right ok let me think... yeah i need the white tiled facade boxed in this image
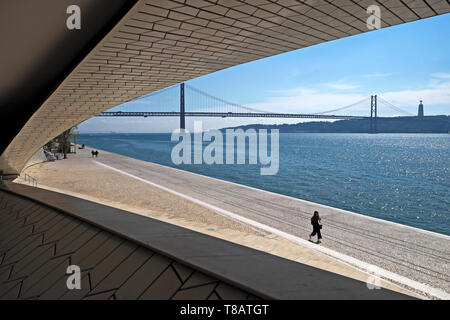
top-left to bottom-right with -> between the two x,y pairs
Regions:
1,0 -> 449,174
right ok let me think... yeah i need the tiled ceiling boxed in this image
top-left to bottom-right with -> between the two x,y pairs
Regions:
1,0 -> 449,174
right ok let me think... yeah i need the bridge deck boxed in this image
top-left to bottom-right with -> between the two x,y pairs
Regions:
97,111 -> 367,120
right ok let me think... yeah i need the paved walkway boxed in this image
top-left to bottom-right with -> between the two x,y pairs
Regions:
2,183 -> 416,300
92,149 -> 449,298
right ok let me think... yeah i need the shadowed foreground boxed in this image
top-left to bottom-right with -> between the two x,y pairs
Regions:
0,183 -> 411,300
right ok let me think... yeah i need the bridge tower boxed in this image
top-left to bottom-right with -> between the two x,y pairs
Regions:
370,95 -> 378,134
180,83 -> 185,130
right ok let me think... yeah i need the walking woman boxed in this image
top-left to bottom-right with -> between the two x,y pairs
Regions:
309,211 -> 322,243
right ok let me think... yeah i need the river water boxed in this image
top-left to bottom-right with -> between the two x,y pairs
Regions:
78,133 -> 450,235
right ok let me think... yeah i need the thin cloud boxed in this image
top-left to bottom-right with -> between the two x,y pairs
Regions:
325,82 -> 360,90
362,73 -> 392,78
431,72 -> 450,79
380,80 -> 450,107
246,90 -> 368,114
246,79 -> 450,115
268,87 -> 317,95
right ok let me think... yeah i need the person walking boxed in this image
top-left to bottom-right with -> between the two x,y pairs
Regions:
309,211 -> 322,243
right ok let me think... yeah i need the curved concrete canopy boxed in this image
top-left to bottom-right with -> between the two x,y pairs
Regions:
1,0 -> 449,175
0,0 -> 138,174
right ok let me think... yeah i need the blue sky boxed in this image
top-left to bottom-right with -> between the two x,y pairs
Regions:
79,13 -> 450,133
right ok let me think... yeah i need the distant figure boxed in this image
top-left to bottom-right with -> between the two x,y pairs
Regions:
94,150 -> 99,158
309,211 -> 322,244
91,150 -> 95,158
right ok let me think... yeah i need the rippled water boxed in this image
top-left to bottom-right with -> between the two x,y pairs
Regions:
78,133 -> 450,235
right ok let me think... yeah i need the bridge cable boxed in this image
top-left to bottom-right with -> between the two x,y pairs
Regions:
377,97 -> 414,116
311,97 -> 371,115
185,84 -> 273,114
125,84 -> 179,103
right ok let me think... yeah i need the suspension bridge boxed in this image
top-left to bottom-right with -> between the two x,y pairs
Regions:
96,83 -> 415,133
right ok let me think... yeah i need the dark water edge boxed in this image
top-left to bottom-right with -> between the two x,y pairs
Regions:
225,116 -> 450,133
78,133 -> 450,236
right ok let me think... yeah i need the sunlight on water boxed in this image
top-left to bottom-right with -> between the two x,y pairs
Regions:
78,133 -> 450,235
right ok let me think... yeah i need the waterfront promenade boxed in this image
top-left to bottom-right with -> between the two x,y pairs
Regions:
18,147 -> 450,299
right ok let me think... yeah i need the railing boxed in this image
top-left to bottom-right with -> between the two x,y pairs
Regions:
22,173 -> 38,187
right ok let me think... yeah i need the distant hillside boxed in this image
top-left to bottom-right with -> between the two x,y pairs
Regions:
222,116 -> 450,134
